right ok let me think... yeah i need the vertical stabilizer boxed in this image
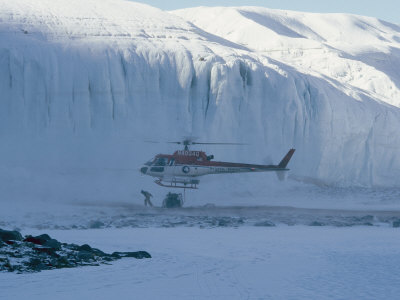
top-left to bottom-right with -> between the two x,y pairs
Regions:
278,149 -> 295,169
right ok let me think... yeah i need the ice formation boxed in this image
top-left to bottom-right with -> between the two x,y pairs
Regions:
1,0 -> 400,203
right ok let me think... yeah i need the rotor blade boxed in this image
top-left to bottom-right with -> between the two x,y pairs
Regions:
192,142 -> 248,145
152,140 -> 247,146
166,141 -> 183,144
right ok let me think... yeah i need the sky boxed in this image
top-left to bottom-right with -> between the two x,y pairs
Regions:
131,0 -> 400,24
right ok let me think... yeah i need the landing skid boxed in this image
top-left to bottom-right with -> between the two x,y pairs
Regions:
155,179 -> 199,190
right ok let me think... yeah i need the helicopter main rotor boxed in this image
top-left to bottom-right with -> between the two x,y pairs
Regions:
167,139 -> 246,151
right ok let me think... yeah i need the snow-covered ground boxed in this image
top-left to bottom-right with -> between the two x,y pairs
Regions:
2,191 -> 399,299
2,227 -> 400,300
2,194 -> 400,231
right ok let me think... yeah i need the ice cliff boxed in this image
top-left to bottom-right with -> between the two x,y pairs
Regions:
1,0 -> 400,203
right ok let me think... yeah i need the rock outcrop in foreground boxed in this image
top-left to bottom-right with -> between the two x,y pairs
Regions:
0,228 -> 151,273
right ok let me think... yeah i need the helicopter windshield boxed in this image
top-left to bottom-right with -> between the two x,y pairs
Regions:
144,156 -> 168,167
144,160 -> 153,166
154,157 -> 167,166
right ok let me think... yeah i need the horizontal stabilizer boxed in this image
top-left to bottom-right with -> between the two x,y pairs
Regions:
278,149 -> 295,169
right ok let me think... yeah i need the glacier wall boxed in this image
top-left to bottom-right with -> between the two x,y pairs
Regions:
2,40 -> 400,184
1,0 -> 400,205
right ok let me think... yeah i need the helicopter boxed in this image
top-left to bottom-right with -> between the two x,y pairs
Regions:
140,139 -> 295,189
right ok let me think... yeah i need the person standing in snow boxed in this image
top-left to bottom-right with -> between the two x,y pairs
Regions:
141,190 -> 153,207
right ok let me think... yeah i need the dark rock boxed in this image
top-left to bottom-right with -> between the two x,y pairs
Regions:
54,256 -> 72,268
33,247 -> 60,257
360,215 -> 374,222
24,236 -> 42,244
90,248 -> 106,257
112,251 -> 151,259
1,231 -> 151,273
111,252 -> 121,258
36,234 -> 51,241
78,244 -> 92,252
0,229 -> 23,242
393,220 -> 400,228
310,221 -> 324,226
2,258 -> 13,272
44,239 -> 62,250
24,234 -> 61,250
254,220 -> 276,227
25,258 -> 47,271
89,220 -> 105,229
77,250 -> 94,261
63,243 -> 80,251
217,218 -> 230,227
103,256 -> 113,262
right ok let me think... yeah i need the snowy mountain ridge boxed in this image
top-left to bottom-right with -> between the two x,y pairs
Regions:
173,6 -> 400,107
1,0 -> 400,202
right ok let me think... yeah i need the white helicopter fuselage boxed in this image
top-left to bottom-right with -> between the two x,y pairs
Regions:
140,149 -> 295,189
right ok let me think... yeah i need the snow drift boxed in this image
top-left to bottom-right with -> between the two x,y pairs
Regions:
1,0 -> 400,204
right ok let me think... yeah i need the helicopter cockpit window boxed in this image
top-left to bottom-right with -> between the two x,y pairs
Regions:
144,160 -> 153,166
155,157 -> 167,166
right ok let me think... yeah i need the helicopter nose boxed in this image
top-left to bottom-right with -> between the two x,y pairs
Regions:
140,166 -> 148,174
